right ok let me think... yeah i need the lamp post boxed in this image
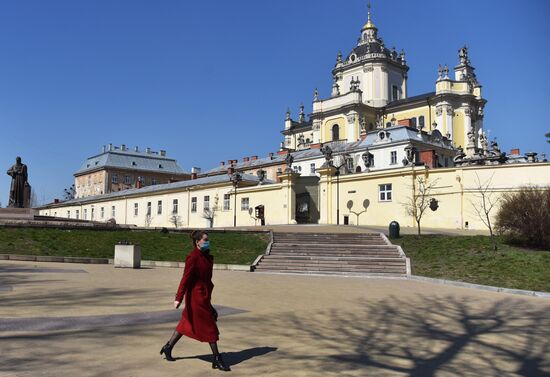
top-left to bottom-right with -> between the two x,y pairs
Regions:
230,171 -> 242,227
333,160 -> 346,225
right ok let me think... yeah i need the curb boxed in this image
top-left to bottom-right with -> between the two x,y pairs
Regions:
0,254 -> 251,272
409,275 -> 550,298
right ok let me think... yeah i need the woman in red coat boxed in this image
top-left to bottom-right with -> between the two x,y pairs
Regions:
160,230 -> 230,371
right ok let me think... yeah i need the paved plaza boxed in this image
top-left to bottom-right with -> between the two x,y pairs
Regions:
1,259 -> 549,377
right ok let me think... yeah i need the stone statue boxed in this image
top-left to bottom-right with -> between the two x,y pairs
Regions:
320,145 -> 333,166
7,156 -> 30,208
256,169 -> 267,184
403,144 -> 417,165
459,45 -> 469,65
361,150 -> 374,168
491,139 -> 501,155
285,153 -> 294,172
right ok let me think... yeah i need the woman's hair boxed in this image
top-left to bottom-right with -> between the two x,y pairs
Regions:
190,230 -> 208,247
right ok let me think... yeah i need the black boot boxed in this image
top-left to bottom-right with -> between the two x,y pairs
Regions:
160,331 -> 182,361
212,354 -> 231,371
160,342 -> 176,361
209,342 -> 231,371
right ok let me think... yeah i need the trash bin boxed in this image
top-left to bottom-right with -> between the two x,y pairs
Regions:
389,221 -> 400,239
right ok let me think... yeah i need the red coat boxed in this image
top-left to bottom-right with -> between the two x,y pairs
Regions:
175,247 -> 219,342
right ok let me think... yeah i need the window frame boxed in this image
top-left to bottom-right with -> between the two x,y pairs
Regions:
379,183 -> 393,202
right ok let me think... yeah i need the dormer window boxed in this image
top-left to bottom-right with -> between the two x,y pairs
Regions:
350,54 -> 356,62
132,161 -> 137,166
158,164 -> 163,169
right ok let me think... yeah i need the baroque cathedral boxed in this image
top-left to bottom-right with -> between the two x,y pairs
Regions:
282,5 -> 486,159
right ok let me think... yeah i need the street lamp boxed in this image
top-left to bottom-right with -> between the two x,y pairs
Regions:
333,158 -> 347,225
230,171 -> 242,227
321,145 -> 348,225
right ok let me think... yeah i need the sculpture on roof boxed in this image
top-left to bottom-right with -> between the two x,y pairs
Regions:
285,153 -> 294,172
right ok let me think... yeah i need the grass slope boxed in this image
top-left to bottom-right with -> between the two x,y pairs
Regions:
0,228 -> 269,265
393,235 -> 550,292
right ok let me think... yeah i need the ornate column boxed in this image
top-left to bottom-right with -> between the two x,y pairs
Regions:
435,105 -> 443,131
445,104 -> 454,140
346,111 -> 358,142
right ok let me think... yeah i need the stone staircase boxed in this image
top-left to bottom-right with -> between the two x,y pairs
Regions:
253,232 -> 409,277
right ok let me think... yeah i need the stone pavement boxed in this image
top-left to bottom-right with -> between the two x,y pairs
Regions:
1,260 -> 548,377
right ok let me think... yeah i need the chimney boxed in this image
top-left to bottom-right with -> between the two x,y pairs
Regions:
277,149 -> 289,155
160,150 -> 166,157
108,143 -> 113,151
134,146 -> 139,152
251,156 -> 258,160
419,150 -> 437,168
268,152 -> 274,160
191,167 -> 201,174
146,147 -> 151,154
121,144 -> 126,151
310,143 -> 321,149
102,145 -> 106,153
243,157 -> 250,162
510,148 -> 520,155
220,161 -> 225,166
191,172 -> 197,180
227,167 -> 235,175
54,198 -> 60,204
398,119 -> 411,127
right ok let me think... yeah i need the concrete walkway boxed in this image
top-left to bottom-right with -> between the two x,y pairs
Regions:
1,260 -> 548,377
207,224 -> 489,236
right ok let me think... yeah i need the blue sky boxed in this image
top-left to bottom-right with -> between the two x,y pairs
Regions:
1,0 -> 549,205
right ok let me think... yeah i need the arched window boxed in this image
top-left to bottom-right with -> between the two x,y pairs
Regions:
332,124 -> 339,141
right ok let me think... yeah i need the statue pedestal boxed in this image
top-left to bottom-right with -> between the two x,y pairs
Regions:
0,208 -> 38,220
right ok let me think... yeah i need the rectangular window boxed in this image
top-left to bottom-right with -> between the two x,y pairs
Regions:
111,206 -> 115,218
151,178 -> 158,185
419,115 -> 425,129
379,184 -> 392,202
191,197 -> 197,212
146,202 -> 151,216
67,210 -> 70,218
91,207 -> 95,220
204,196 -> 210,211
124,175 -> 132,185
410,117 -> 417,128
111,173 -> 118,184
172,199 -> 178,214
84,209 -> 88,220
390,151 -> 397,165
310,163 -> 316,174
223,194 -> 230,210
75,210 -> 80,219
157,200 -> 162,215
100,207 -> 104,219
241,197 -> 249,211
392,85 -> 399,101
134,203 -> 139,216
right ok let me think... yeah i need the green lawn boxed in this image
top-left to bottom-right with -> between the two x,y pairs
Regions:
0,227 -> 269,265
393,235 -> 550,292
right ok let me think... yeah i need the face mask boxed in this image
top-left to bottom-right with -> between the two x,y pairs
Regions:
200,241 -> 210,251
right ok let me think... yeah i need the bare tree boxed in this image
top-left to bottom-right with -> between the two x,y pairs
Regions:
63,184 -> 76,201
469,172 -> 500,252
402,176 -> 440,235
144,213 -> 153,227
169,214 -> 182,228
201,194 -> 219,228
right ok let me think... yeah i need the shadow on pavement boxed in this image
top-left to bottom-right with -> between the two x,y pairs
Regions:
173,346 -> 278,366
